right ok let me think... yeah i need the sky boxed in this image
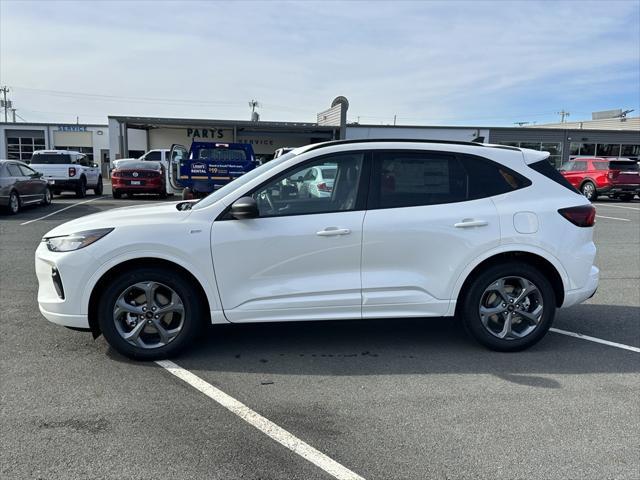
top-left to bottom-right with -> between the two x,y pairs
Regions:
1,0 -> 639,127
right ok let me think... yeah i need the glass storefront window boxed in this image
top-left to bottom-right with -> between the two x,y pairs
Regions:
596,144 -> 621,157
5,135 -> 45,162
569,142 -> 581,156
620,144 -> 640,159
578,143 -> 596,156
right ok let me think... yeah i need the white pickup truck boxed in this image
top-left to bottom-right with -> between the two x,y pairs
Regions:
30,150 -> 103,198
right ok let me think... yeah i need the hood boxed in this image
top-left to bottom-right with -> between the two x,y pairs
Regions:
44,202 -> 191,238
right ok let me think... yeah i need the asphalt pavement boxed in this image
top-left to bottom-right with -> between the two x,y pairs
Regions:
1,186 -> 638,480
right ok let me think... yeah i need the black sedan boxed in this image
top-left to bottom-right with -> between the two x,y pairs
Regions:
0,160 -> 52,214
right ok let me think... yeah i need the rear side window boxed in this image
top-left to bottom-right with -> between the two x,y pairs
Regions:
529,160 -> 579,193
593,162 -> 609,171
370,151 -> 530,209
31,153 -> 72,164
145,151 -> 161,161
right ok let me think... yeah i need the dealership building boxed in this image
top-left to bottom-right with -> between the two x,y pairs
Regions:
2,98 -> 638,171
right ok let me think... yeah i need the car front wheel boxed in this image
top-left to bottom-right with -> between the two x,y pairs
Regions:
41,187 -> 52,205
7,190 -> 20,214
97,267 -> 204,360
460,262 -> 556,351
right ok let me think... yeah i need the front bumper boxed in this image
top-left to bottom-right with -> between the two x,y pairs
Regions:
35,242 -> 91,328
562,265 -> 599,308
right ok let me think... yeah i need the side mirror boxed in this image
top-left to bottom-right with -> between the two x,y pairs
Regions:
33,172 -> 43,178
230,196 -> 259,220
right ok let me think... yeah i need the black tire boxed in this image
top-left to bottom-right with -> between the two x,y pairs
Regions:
41,187 -> 52,205
619,194 -> 633,202
76,177 -> 87,198
93,176 -> 103,195
459,262 -> 556,352
97,267 -> 204,360
112,189 -> 121,199
7,190 -> 20,214
182,187 -> 193,200
580,181 -> 597,201
158,188 -> 167,199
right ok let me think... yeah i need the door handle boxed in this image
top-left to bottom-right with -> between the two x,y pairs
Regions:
316,227 -> 351,236
454,219 -> 488,228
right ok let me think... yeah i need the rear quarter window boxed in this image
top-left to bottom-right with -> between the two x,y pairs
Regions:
529,160 -> 580,193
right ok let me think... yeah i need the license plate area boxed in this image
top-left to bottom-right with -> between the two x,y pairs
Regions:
129,180 -> 142,185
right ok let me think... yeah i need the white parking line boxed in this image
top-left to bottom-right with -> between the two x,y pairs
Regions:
156,360 -> 365,480
550,328 -> 640,353
596,215 -> 631,222
20,197 -> 106,226
596,204 -> 640,211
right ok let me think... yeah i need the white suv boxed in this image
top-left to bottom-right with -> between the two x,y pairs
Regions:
35,140 -> 598,359
30,150 -> 102,197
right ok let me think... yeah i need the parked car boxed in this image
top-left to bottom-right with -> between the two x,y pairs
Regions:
111,160 -> 167,199
30,150 -> 103,198
560,157 -> 640,201
0,159 -> 52,214
296,164 -> 337,198
36,139 -> 598,360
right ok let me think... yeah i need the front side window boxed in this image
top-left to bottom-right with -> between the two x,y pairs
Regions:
250,152 -> 364,217
18,164 -> 36,176
144,151 -> 161,161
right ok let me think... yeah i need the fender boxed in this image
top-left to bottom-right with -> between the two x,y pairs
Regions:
80,247 -> 227,323
445,243 -> 569,316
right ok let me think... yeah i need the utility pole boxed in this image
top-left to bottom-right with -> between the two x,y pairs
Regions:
393,114 -> 397,126
557,110 -> 570,123
1,86 -> 10,122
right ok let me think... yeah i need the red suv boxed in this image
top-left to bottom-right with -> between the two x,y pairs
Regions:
560,157 -> 640,201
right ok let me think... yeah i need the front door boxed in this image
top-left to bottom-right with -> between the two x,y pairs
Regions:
211,151 -> 368,322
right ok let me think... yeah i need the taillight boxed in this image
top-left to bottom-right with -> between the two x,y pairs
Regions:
317,182 -> 332,192
68,167 -> 76,177
558,205 -> 596,227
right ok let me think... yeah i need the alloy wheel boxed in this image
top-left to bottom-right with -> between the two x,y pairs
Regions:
113,281 -> 185,349
478,276 -> 544,340
582,183 -> 595,200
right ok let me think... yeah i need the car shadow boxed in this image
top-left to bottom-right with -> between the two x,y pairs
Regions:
107,303 -> 640,385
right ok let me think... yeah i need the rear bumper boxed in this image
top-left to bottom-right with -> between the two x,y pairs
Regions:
599,185 -> 640,195
47,178 -> 81,190
562,265 -> 599,308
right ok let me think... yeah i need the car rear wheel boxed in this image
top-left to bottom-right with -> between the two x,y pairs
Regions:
7,190 -> 20,214
97,267 -> 204,360
581,181 -> 597,201
460,262 -> 556,351
94,176 -> 103,195
76,177 -> 87,198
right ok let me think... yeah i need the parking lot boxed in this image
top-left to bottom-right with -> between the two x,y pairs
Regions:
1,185 -> 638,480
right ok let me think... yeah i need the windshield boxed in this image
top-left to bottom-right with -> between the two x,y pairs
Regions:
31,153 -> 72,164
192,150 -> 299,210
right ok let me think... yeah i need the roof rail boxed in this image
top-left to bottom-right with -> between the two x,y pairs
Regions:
305,138 -> 521,153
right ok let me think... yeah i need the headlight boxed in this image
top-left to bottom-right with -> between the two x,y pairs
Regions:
44,228 -> 114,252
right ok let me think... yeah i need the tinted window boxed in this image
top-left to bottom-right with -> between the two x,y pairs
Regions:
529,160 -> 579,194
77,155 -> 89,167
6,164 -> 22,177
145,151 -> 161,161
371,152 -> 528,209
609,161 -> 639,172
250,152 -> 364,217
31,153 -> 72,164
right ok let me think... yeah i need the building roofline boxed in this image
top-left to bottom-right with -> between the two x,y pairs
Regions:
350,123 -> 639,134
108,115 -> 337,131
0,122 -> 107,127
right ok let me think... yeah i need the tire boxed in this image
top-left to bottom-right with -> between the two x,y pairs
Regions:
41,187 -> 52,205
76,177 -> 87,198
182,187 -> 193,200
112,189 -> 122,199
93,176 -> 103,195
158,188 -> 167,199
7,190 -> 20,214
97,267 -> 204,360
619,194 -> 633,202
580,181 -> 597,201
459,262 -> 556,352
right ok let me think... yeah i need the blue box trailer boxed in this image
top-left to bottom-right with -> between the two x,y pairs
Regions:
168,142 -> 257,199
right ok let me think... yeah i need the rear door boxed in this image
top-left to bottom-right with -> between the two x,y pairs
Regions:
361,150 -> 519,318
6,163 -> 30,199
